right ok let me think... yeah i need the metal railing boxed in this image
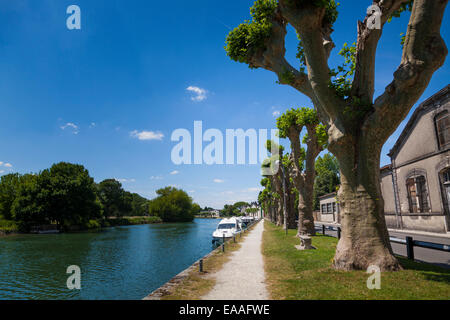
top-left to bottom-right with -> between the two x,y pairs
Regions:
316,223 -> 450,261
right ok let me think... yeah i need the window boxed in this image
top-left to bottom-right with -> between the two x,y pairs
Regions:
321,204 -> 326,214
327,203 -> 332,213
435,112 -> 450,150
406,175 -> 430,213
443,168 -> 450,184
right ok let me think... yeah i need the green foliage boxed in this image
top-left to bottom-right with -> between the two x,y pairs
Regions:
265,139 -> 284,155
97,179 -> 132,218
295,34 -> 307,72
0,173 -> 21,220
11,163 -> 101,231
0,219 -> 19,233
276,107 -> 320,138
11,174 -> 47,229
85,219 -> 101,230
220,201 -> 251,217
220,204 -> 239,217
388,0 -> 413,22
313,154 -> 340,209
148,187 -> 195,222
129,192 -> 150,216
277,68 -> 296,85
225,0 -> 277,67
191,203 -> 202,215
329,42 -> 356,99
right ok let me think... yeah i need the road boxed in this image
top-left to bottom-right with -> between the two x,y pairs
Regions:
314,223 -> 450,269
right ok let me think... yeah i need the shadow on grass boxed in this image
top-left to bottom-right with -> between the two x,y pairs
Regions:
398,257 -> 450,284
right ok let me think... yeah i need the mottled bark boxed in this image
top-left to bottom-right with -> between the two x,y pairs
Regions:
329,132 -> 399,270
285,170 -> 297,229
271,174 -> 284,226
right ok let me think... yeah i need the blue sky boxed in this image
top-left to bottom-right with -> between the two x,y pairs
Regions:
0,0 -> 449,208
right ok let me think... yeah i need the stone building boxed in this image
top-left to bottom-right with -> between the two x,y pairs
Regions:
318,192 -> 340,223
380,84 -> 450,233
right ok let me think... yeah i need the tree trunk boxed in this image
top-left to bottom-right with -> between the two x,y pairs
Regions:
277,199 -> 284,226
331,137 -> 401,271
286,181 -> 297,229
297,182 -> 316,236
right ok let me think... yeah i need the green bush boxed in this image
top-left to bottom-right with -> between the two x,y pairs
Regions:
85,219 -> 101,230
0,219 -> 19,233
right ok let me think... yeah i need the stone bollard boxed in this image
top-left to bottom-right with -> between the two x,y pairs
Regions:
295,235 -> 315,250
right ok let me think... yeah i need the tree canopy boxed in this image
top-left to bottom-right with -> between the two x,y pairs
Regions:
148,186 -> 196,222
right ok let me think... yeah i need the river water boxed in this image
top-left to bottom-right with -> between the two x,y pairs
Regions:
0,218 -> 219,300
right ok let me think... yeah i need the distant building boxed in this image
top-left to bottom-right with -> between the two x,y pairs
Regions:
380,84 -> 450,233
318,192 -> 340,223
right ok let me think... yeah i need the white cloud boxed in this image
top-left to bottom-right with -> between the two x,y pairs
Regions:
170,170 -> 179,175
90,122 -> 96,128
60,122 -> 79,134
188,190 -> 195,194
272,110 -> 281,117
4,163 -> 12,168
0,170 -> 4,174
244,187 -> 262,192
150,175 -> 163,180
130,130 -> 164,141
0,162 -> 3,166
213,179 -> 224,183
186,86 -> 207,102
116,178 -> 136,183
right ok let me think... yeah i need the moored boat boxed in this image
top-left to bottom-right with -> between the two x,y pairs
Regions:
212,217 -> 241,244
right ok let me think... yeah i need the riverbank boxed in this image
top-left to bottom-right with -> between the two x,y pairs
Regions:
0,216 -> 163,236
263,221 -> 450,299
144,220 -> 260,300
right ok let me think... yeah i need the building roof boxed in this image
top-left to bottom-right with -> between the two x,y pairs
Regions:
318,192 -> 337,199
388,84 -> 450,158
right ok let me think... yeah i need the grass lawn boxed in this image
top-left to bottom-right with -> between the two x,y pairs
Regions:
263,221 -> 450,300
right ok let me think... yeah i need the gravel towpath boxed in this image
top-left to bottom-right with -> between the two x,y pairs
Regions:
201,219 -> 269,300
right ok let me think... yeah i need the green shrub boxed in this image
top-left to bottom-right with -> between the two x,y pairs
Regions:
0,219 -> 19,233
85,219 -> 101,230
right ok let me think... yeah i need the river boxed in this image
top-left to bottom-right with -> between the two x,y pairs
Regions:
0,218 -> 219,300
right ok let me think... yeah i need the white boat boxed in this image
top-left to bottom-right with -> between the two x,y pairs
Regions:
212,217 -> 241,244
241,216 -> 254,228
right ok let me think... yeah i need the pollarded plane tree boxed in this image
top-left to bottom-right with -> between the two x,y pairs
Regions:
262,140 -> 299,228
262,141 -> 286,226
259,178 -> 276,222
226,0 -> 448,270
277,108 -> 327,236
281,153 -> 298,229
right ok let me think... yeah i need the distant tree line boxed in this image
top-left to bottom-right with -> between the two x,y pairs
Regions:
219,201 -> 250,217
0,162 -> 200,232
